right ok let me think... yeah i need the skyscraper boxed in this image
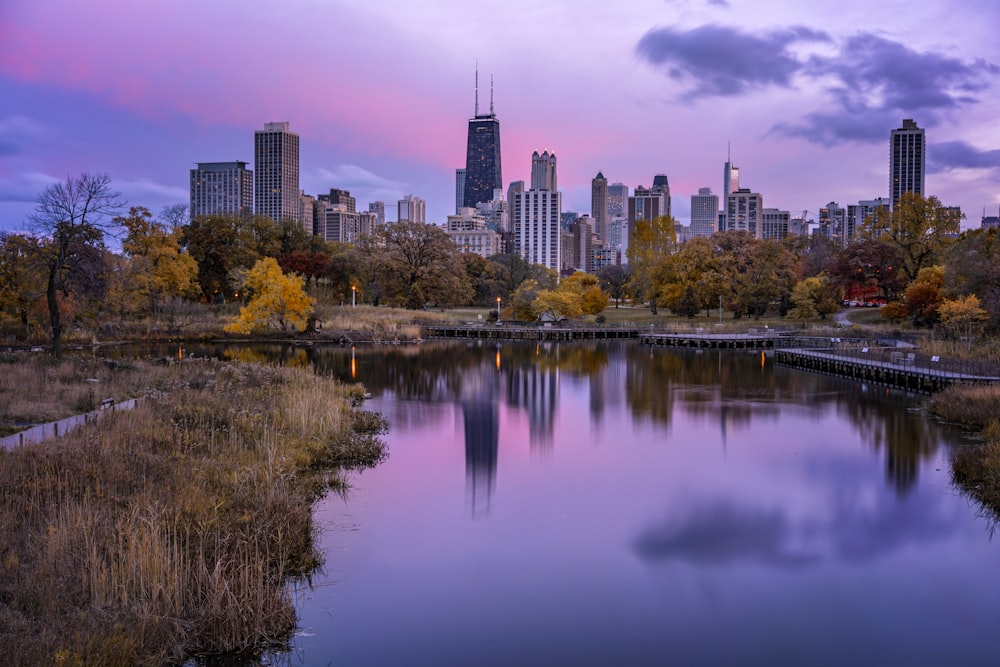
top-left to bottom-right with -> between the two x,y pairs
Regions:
531,150 -> 557,191
607,183 -> 628,220
890,118 -> 925,210
398,194 -> 426,224
368,201 -> 385,227
513,152 -> 560,272
726,188 -> 763,238
189,161 -> 253,220
591,172 -> 608,241
463,72 -> 502,210
723,145 -> 739,201
254,122 -> 299,222
690,187 -> 719,238
455,168 -> 466,215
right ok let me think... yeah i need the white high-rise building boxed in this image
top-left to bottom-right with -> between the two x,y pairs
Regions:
254,122 -> 299,222
189,161 -> 253,220
398,194 -> 426,224
690,187 -> 719,238
513,151 -> 561,271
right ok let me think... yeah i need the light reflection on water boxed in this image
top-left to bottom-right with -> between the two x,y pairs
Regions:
111,341 -> 997,666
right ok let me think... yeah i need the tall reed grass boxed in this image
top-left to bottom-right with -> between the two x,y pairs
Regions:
0,358 -> 386,665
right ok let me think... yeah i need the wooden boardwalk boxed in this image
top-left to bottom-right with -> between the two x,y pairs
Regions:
423,325 -> 639,341
773,347 -> 1000,392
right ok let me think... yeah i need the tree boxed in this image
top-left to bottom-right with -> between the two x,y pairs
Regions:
0,233 -> 46,338
117,206 -> 200,315
490,253 -> 557,294
627,215 -> 676,312
182,215 -> 277,300
786,275 -> 839,320
560,272 -> 609,315
27,173 -> 125,356
224,257 -> 315,333
861,193 -> 960,283
462,253 -> 510,306
596,264 -> 632,308
374,221 -> 473,309
944,227 -> 1000,331
831,238 -> 905,302
902,265 -> 945,327
938,294 -> 988,347
674,285 -> 701,319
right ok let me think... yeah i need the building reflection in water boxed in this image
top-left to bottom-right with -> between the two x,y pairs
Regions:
459,355 -> 501,517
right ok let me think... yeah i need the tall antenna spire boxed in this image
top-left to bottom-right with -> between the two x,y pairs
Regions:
490,74 -> 494,115
475,61 -> 479,116
728,141 -> 731,162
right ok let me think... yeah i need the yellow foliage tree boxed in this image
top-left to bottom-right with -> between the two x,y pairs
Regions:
224,257 -> 315,334
938,294 -> 988,345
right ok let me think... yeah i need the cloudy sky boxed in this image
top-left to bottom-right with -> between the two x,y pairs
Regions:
1,0 -> 999,233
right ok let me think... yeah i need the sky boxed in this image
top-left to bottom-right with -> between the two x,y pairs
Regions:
1,0 -> 999,233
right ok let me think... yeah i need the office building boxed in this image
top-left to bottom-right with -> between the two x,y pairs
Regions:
398,195 -> 426,224
725,188 -> 762,237
254,122 -> 300,222
761,208 -> 790,240
591,172 -> 608,241
319,188 -> 356,212
724,148 -> 740,199
463,73 -> 502,209
455,169 -> 466,215
531,150 -> 557,191
890,118 -> 925,210
690,187 -> 719,238
847,198 -> 890,242
189,161 -> 253,220
368,201 -> 385,227
607,182 -> 628,220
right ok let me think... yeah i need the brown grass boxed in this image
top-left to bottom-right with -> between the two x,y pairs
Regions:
927,384 -> 1000,526
0,358 -> 386,665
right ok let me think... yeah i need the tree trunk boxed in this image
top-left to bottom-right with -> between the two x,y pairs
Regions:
46,264 -> 63,358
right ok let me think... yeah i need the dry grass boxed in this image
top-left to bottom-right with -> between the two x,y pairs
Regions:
0,353 -> 183,436
0,358 -> 386,665
927,384 -> 1000,526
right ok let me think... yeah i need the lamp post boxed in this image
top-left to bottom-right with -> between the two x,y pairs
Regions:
496,296 -> 501,322
351,285 -> 356,309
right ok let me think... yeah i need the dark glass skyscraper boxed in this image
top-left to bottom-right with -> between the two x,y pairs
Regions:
463,74 -> 502,210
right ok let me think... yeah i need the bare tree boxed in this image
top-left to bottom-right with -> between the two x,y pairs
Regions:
28,173 -> 125,356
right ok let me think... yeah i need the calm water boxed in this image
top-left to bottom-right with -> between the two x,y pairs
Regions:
121,341 -> 999,666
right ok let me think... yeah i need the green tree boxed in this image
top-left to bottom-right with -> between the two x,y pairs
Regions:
462,253 -> 510,306
674,285 -> 701,319
27,173 -> 124,357
224,257 -> 315,333
861,193 -> 960,283
182,215 -> 278,300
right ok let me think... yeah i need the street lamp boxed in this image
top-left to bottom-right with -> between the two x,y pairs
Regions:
496,296 -> 502,322
351,285 -> 357,309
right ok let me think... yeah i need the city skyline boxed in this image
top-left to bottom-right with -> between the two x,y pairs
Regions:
1,0 -> 999,233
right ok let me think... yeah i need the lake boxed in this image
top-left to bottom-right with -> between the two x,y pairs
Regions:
223,339 -> 991,667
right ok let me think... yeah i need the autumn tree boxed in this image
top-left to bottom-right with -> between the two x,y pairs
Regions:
462,253 -> 510,306
944,227 -> 1000,331
653,236 -> 728,316
902,265 -> 945,327
559,272 -> 609,315
627,215 -> 676,313
938,294 -> 988,346
116,206 -> 200,315
490,253 -> 558,294
0,233 -> 45,338
831,238 -> 905,302
27,173 -> 125,356
224,257 -> 314,333
596,264 -> 632,308
786,275 -> 840,321
182,214 -> 280,300
861,193 -> 960,283
374,221 -> 473,309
